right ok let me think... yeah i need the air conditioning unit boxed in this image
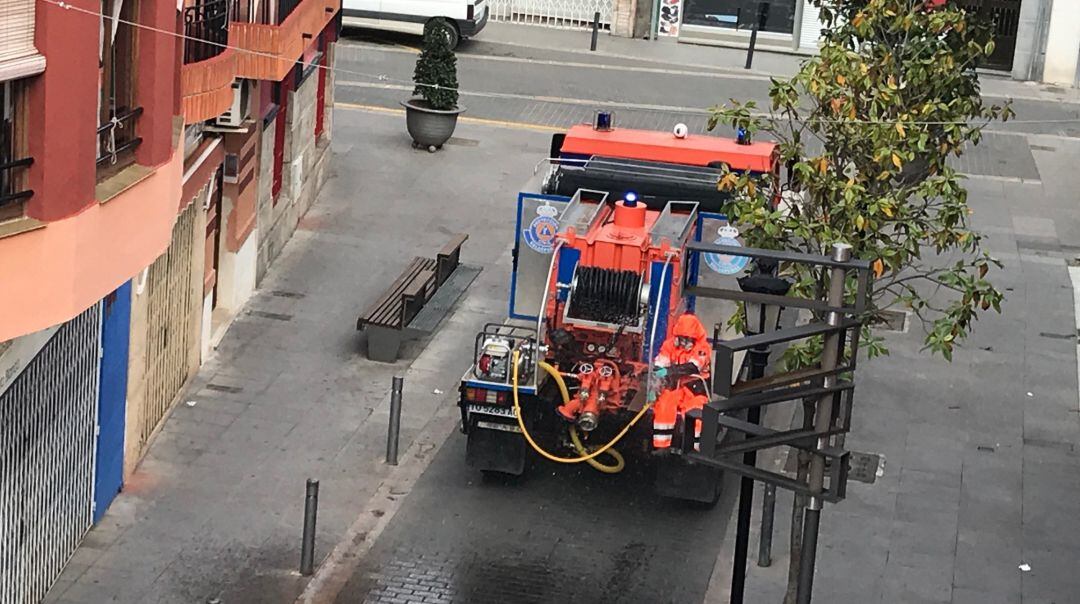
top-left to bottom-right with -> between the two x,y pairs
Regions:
215,80 -> 250,128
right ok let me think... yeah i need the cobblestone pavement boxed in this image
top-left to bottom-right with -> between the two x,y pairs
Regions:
335,443 -> 739,604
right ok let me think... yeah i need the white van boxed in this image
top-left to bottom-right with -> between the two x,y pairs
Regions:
341,0 -> 488,49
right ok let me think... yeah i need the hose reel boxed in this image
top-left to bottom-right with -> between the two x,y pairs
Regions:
566,266 -> 644,325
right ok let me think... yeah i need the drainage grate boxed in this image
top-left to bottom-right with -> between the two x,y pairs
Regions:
1039,332 -> 1076,341
1030,145 -> 1057,152
205,383 -> 244,394
270,290 -> 306,299
446,137 -> 480,147
1023,437 -> 1076,453
248,310 -> 294,321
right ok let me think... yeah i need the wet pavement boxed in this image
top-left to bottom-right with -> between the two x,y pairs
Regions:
336,437 -> 739,604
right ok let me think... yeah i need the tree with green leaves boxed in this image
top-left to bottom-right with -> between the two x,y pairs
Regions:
707,0 -> 1012,599
413,18 -> 460,111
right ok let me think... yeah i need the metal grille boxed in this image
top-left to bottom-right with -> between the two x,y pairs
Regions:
488,0 -> 613,29
140,202 -> 197,448
0,304 -> 102,604
956,0 -> 1021,71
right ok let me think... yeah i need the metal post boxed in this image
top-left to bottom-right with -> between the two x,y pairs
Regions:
731,348 -> 768,603
650,0 -> 661,40
300,478 -> 319,576
590,12 -> 600,51
386,376 -> 403,465
758,484 -> 776,567
796,242 -> 852,604
745,2 -> 769,70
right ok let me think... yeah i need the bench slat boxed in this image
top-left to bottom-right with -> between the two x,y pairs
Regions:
363,258 -> 426,317
364,258 -> 430,322
360,257 -> 437,329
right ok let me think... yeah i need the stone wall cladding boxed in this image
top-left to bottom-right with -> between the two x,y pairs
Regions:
255,42 -> 336,283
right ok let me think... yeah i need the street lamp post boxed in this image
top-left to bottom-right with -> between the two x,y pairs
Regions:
730,260 -> 791,604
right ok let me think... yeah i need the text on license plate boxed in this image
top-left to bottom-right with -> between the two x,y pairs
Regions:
468,404 -> 517,419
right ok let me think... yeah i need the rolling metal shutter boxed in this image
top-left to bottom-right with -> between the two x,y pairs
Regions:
0,304 -> 102,603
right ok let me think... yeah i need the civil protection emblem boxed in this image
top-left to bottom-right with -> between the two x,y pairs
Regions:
524,204 -> 559,254
704,225 -> 750,275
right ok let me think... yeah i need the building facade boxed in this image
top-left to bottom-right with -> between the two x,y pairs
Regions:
611,0 -> 1077,88
0,0 -> 339,599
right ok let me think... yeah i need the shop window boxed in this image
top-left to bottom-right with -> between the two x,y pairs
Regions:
97,0 -> 142,175
0,79 -> 31,222
681,0 -> 796,35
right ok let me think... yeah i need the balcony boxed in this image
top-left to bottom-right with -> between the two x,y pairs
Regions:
181,0 -> 239,124
231,0 -> 339,82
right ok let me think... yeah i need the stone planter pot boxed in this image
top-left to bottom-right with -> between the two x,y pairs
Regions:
401,98 -> 466,152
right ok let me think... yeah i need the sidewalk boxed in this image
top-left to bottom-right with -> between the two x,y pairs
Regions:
704,134 -> 1080,603
471,22 -> 1080,105
44,110 -> 551,604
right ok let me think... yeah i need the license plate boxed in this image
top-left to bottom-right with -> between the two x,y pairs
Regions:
467,404 -> 516,419
477,420 -> 522,433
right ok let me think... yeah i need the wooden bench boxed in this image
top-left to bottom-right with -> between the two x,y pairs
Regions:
357,234 -> 479,362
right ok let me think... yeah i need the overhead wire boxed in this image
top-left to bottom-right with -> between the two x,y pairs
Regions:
44,0 -> 1080,128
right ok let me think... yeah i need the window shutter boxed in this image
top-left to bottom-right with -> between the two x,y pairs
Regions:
798,0 -> 822,51
0,0 -> 45,81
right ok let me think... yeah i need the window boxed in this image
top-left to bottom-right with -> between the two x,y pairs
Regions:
270,78 -> 288,202
97,0 -> 142,173
681,0 -> 796,34
0,79 -> 32,221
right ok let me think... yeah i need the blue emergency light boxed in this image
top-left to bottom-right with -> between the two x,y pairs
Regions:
736,126 -> 751,145
594,110 -> 614,132
624,191 -> 639,207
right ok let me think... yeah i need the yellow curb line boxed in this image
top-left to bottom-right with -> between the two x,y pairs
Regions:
334,101 -> 564,133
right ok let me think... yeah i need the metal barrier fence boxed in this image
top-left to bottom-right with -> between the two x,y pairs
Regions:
487,0 -> 613,30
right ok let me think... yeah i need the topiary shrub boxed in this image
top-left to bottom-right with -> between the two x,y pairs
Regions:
413,19 -> 459,110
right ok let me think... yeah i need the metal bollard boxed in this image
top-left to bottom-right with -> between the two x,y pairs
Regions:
386,376 -> 403,465
590,12 -> 601,51
300,478 -> 319,576
745,2 -> 769,70
758,484 -> 776,567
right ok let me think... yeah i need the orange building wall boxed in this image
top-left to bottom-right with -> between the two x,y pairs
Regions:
0,146 -> 184,342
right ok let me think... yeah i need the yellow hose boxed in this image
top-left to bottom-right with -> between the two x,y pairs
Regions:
512,351 -> 649,473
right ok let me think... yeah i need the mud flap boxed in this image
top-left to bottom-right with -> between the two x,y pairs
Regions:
466,418 -> 527,476
655,455 -> 723,504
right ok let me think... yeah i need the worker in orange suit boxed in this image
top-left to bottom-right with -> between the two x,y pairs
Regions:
650,313 -> 712,450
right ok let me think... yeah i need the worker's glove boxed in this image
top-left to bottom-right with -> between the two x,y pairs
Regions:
646,389 -> 658,404
653,366 -> 668,379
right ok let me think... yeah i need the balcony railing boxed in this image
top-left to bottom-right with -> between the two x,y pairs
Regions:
184,0 -> 231,63
96,107 -> 144,167
231,0 -> 302,25
0,156 -> 33,210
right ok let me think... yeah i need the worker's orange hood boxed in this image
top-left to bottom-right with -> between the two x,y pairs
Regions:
672,313 -> 707,341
